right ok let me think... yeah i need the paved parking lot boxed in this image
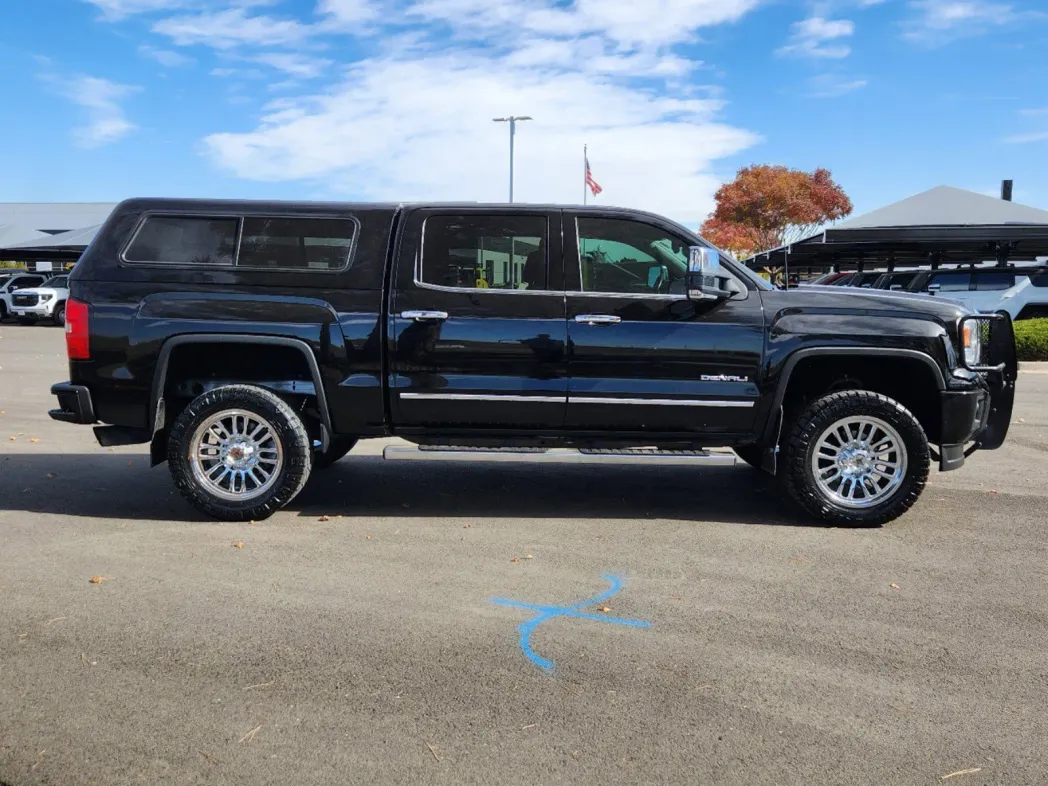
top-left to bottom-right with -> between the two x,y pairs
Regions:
2,323 -> 1047,785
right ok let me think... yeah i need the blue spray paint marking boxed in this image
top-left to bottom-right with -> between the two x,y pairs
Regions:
490,574 -> 651,674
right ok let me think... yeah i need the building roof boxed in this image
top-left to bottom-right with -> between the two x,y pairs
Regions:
835,185 -> 1048,229
0,202 -> 117,233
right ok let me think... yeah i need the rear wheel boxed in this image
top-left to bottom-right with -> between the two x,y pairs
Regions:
168,384 -> 312,521
53,302 -> 66,326
780,390 -> 929,527
312,436 -> 358,469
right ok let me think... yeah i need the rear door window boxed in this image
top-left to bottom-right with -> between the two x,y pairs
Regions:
124,216 -> 238,266
973,272 -> 1016,291
927,272 -> 970,292
238,217 -> 356,271
420,215 -> 548,291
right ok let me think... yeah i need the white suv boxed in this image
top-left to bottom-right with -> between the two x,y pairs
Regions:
907,267 -> 1048,320
0,272 -> 50,322
7,274 -> 71,325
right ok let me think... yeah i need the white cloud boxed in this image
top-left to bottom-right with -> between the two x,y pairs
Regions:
81,0 -> 188,19
1003,130 -> 1048,144
138,44 -> 195,66
806,73 -> 868,97
203,54 -> 759,220
153,7 -> 316,49
59,76 -> 139,148
903,0 -> 1035,44
253,53 -> 333,78
777,16 -> 856,58
316,0 -> 379,25
1019,107 -> 1048,116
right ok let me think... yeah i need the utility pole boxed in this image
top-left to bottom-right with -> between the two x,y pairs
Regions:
492,116 -> 532,203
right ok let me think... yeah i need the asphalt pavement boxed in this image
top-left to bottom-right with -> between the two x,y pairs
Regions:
2,323 -> 1047,786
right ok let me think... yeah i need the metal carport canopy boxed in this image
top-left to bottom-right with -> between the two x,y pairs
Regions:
745,185 -> 1048,270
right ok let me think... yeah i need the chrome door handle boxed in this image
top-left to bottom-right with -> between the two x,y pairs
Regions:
575,314 -> 622,325
401,310 -> 449,322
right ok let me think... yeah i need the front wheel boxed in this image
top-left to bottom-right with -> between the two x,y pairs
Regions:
780,390 -> 930,527
168,384 -> 312,521
53,302 -> 66,326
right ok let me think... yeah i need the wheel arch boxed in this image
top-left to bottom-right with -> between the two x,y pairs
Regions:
149,334 -> 333,458
759,348 -> 946,472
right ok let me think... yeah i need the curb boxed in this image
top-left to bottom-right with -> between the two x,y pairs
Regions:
1019,362 -> 1048,373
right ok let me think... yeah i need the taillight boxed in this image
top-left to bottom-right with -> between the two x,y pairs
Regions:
65,298 -> 90,360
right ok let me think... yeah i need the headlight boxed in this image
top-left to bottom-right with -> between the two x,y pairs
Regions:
962,320 -> 982,368
39,293 -> 53,302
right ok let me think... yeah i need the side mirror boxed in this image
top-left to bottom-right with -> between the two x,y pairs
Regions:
889,284 -> 903,291
927,283 -> 941,296
687,247 -> 732,302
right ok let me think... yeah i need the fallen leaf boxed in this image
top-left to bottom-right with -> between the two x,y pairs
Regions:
463,524 -> 472,529
88,576 -> 113,584
318,515 -> 330,522
890,583 -> 900,590
365,535 -> 372,540
249,520 -> 258,526
238,725 -> 263,744
523,554 -> 534,560
18,632 -> 30,640
941,767 -> 982,780
989,489 -> 999,494
1016,418 -> 1025,423
29,438 -> 40,444
233,541 -> 244,549
511,557 -> 520,563
598,605 -> 611,613
8,436 -> 15,442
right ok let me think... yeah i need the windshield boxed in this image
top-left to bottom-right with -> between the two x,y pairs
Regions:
0,275 -> 11,288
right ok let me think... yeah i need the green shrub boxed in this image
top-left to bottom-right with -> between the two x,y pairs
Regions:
1014,318 -> 1048,362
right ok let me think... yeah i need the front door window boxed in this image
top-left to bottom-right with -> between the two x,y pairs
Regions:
577,217 -> 689,296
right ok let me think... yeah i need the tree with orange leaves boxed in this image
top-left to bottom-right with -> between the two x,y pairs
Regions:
700,165 -> 852,259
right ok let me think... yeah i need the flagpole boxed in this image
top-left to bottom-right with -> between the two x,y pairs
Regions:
583,144 -> 587,206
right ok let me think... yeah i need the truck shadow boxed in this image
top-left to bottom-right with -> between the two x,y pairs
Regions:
0,452 -> 823,528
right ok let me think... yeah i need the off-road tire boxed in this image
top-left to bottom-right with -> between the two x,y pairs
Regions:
312,436 -> 358,470
734,445 -> 765,470
52,302 -> 66,326
168,384 -> 312,521
780,390 -> 930,527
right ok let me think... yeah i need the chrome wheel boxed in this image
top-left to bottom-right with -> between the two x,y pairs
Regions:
189,409 -> 283,502
810,415 -> 907,509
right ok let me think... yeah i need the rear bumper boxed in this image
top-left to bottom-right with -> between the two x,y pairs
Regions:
49,382 -> 96,424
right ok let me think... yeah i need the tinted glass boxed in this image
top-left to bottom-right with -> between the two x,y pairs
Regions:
42,276 -> 68,288
973,272 -> 1015,291
125,216 -> 238,265
831,274 -> 855,285
11,276 -> 44,290
238,217 -> 356,270
889,272 -> 917,288
928,272 -> 970,292
577,217 -> 689,295
421,215 -> 548,291
0,275 -> 11,288
1030,270 -> 1048,288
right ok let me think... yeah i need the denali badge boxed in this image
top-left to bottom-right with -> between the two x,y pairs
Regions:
702,374 -> 750,383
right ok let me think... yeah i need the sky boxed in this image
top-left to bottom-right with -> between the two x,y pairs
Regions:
1,0 -> 1047,227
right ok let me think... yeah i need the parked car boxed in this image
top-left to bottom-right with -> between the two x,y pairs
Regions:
832,271 -> 885,288
48,198 -> 1015,526
0,272 -> 49,322
804,271 -> 852,286
906,266 -> 1048,320
8,274 -> 70,325
871,270 -> 921,291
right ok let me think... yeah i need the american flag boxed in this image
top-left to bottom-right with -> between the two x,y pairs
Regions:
585,151 -> 603,197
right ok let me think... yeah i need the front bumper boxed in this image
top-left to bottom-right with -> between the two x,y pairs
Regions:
49,382 -> 96,424
937,314 -> 1018,471
11,303 -> 54,319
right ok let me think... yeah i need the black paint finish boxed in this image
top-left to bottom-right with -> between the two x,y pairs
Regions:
53,197 -> 1013,464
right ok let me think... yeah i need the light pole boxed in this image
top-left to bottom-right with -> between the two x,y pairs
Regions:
493,116 -> 531,203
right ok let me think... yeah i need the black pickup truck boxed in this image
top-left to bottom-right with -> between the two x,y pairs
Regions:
49,198 -> 1017,525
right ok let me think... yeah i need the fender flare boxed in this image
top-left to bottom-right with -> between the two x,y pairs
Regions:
758,347 -> 947,468
149,333 -> 333,444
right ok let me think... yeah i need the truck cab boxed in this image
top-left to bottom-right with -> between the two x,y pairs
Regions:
48,199 -> 1017,527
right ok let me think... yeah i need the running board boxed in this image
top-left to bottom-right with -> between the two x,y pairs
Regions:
382,445 -> 737,466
